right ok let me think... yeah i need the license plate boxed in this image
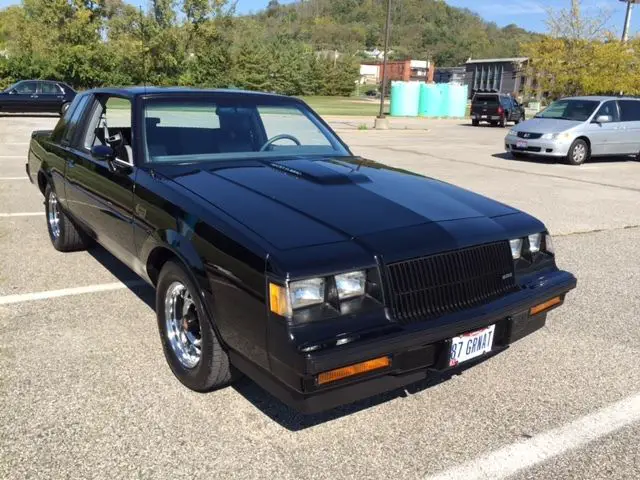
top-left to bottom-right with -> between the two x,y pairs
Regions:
516,140 -> 528,149
449,324 -> 496,367
480,115 -> 487,119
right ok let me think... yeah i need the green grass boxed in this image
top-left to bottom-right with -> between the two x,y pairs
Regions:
298,96 -> 388,116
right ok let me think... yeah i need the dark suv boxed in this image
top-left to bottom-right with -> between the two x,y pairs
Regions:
471,93 -> 524,127
0,80 -> 76,115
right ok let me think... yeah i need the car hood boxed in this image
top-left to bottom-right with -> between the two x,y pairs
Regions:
168,156 -> 520,250
513,117 -> 584,134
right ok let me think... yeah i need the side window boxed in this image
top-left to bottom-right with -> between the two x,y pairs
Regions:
62,95 -> 90,145
595,101 -> 620,122
618,100 -> 640,122
83,96 -> 133,164
14,81 -> 37,94
40,82 -> 62,94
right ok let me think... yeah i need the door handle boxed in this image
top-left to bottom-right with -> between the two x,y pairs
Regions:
30,95 -> 39,98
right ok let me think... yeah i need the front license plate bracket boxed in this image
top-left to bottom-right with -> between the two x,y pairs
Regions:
448,324 -> 496,367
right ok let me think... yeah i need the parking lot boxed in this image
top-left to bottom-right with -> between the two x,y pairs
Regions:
1,114 -> 639,479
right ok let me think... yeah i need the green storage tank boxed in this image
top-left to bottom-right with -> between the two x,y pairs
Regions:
445,84 -> 469,118
418,83 -> 442,117
436,84 -> 449,117
390,81 -> 420,117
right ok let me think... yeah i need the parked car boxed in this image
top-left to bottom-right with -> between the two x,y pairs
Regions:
471,93 -> 525,127
26,87 -> 576,413
0,80 -> 76,115
505,96 -> 640,165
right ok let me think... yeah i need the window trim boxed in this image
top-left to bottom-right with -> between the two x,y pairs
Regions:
39,81 -> 63,95
79,93 -> 134,165
592,100 -> 620,123
61,95 -> 91,147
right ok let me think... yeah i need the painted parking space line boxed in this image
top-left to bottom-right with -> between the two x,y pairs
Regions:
427,392 -> 640,480
0,212 -> 43,217
0,280 -> 148,306
0,177 -> 28,180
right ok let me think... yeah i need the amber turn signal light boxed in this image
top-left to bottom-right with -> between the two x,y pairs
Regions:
530,296 -> 561,316
316,356 -> 391,385
269,282 -> 290,317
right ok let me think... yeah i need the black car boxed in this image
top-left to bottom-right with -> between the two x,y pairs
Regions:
26,88 -> 576,414
0,80 -> 76,115
471,93 -> 525,127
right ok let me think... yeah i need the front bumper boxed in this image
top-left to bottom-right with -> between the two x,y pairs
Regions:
505,134 -> 571,157
232,269 -> 577,414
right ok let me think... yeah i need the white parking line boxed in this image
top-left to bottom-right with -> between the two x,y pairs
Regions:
427,392 -> 640,480
0,177 -> 28,180
0,280 -> 148,306
0,212 -> 43,217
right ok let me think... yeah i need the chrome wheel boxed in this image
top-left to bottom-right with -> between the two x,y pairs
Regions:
572,143 -> 587,163
165,281 -> 202,369
47,192 -> 60,240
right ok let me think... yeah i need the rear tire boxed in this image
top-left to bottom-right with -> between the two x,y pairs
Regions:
490,120 -> 498,127
60,102 -> 70,116
566,139 -> 590,165
472,119 -> 479,126
499,117 -> 506,128
44,184 -> 90,252
156,260 -> 235,392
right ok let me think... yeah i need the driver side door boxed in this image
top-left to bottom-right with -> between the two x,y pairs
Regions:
65,94 -> 138,267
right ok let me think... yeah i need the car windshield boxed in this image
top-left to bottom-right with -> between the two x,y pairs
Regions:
536,99 -> 600,121
142,96 -> 349,163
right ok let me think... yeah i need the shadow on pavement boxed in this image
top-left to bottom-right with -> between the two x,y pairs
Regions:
0,113 -> 59,118
87,245 -> 155,310
234,351 -> 505,431
492,152 -> 639,165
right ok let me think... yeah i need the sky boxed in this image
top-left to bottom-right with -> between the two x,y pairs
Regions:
0,0 -> 638,36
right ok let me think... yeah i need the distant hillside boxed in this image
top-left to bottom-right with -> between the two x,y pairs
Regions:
255,0 -> 539,66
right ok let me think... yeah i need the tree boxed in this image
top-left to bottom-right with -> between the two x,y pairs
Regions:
521,0 -> 640,98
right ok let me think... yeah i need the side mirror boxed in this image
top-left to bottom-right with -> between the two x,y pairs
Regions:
595,115 -> 612,124
91,144 -> 115,160
8,89 -> 16,95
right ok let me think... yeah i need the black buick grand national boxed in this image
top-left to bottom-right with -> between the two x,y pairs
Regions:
27,88 -> 576,413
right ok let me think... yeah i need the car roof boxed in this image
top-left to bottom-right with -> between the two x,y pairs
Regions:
84,86 -> 291,100
561,95 -> 640,102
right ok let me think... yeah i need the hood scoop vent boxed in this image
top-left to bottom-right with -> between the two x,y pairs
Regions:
267,158 -> 371,185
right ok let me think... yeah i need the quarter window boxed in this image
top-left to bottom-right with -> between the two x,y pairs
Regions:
618,100 -> 640,122
62,95 -> 90,145
40,82 -> 62,94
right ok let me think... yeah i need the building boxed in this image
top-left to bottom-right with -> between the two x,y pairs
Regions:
464,57 -> 531,99
434,66 -> 466,84
359,60 -> 434,85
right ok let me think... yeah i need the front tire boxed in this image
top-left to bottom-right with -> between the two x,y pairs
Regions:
566,139 -> 589,165
44,184 -> 90,251
156,260 -> 234,392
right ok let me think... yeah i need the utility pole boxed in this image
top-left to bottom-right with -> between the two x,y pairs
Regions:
620,0 -> 637,43
375,0 -> 392,129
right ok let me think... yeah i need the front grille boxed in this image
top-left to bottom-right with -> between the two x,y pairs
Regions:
517,132 -> 543,139
385,242 -> 517,324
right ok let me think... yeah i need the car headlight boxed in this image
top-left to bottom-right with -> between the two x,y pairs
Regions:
528,233 -> 542,253
508,129 -> 517,136
509,238 -> 523,259
335,271 -> 366,300
542,132 -> 572,140
290,278 -> 325,309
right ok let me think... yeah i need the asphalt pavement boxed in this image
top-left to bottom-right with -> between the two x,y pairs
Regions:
1,114 -> 639,479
